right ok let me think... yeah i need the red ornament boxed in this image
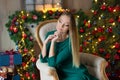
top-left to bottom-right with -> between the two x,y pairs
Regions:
97,27 -> 104,32
108,27 -> 112,33
48,10 -> 53,15
98,36 -> 106,42
22,33 -> 27,38
109,18 -> 114,23
22,62 -> 26,67
29,36 -> 33,41
22,15 -> 27,20
94,11 -> 97,15
117,50 -> 120,53
31,57 -> 36,62
9,26 -> 14,31
105,53 -> 110,59
99,48 -> 105,53
25,72 -> 30,77
87,23 -> 91,28
101,5 -> 106,10
106,73 -> 111,77
32,15 -> 38,20
32,73 -> 36,80
79,28 -> 84,33
13,27 -> 18,33
24,48 -> 28,53
93,52 -> 98,56
108,6 -> 114,12
115,5 -> 120,12
83,20 -> 87,24
92,30 -> 98,35
12,17 -> 17,23
114,42 -> 120,49
114,54 -> 120,60
118,17 -> 120,23
83,41 -> 87,46
79,46 -> 83,52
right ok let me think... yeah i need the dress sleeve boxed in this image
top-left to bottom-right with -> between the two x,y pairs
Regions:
48,44 -> 71,67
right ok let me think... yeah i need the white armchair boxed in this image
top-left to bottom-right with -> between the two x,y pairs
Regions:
35,19 -> 109,80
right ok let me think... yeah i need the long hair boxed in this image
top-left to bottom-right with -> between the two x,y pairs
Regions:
60,11 -> 80,68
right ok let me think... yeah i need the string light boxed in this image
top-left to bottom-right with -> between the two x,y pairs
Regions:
94,27 -> 97,30
111,45 -> 115,49
112,22 -> 115,26
99,17 -> 101,20
91,10 -> 94,13
103,2 -> 106,5
43,15 -> 46,19
102,25 -> 105,28
95,41 -> 98,44
27,13 -> 29,17
113,9 -> 116,12
77,15 -> 79,18
80,35 -> 83,38
21,11 -> 24,14
87,48 -> 89,51
88,20 -> 91,23
94,0 -> 97,3
112,35 -> 115,38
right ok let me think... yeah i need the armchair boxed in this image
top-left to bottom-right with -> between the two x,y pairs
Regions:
35,19 -> 108,80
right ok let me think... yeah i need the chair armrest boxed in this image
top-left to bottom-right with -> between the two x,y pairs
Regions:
80,53 -> 108,80
36,59 -> 59,80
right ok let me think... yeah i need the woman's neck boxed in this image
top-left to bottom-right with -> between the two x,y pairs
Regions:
57,33 -> 68,42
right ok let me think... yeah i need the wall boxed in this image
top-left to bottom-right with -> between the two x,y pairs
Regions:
63,0 -> 92,12
0,0 -> 21,51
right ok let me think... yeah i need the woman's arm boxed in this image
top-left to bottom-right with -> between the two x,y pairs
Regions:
40,31 -> 55,62
41,35 -> 55,58
49,31 -> 62,57
49,35 -> 59,57
41,42 -> 47,58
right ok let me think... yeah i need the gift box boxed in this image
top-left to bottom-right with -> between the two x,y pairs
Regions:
0,51 -> 22,66
13,74 -> 20,80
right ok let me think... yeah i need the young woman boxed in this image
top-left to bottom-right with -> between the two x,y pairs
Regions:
40,11 -> 98,80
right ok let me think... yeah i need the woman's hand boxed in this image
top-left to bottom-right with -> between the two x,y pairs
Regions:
52,31 -> 62,42
44,35 -> 54,44
44,31 -> 62,44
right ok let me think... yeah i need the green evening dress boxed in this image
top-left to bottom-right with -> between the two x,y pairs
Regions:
40,30 -> 98,80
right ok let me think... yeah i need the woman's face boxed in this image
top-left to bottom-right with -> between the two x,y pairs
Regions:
56,15 -> 70,34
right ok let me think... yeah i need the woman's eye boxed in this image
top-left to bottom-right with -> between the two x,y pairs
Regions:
65,25 -> 69,27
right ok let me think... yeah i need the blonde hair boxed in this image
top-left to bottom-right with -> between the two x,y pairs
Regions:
61,11 -> 80,68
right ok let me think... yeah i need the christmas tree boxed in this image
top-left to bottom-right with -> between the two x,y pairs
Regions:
79,0 -> 120,79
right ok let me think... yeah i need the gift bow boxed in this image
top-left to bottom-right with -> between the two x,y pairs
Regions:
5,49 -> 15,55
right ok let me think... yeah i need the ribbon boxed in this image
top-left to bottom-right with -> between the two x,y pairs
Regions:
5,49 -> 15,66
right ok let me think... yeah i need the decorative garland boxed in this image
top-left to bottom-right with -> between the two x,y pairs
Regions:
5,9 -> 88,80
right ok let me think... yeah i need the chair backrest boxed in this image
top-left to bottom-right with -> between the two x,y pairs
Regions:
36,19 -> 57,50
